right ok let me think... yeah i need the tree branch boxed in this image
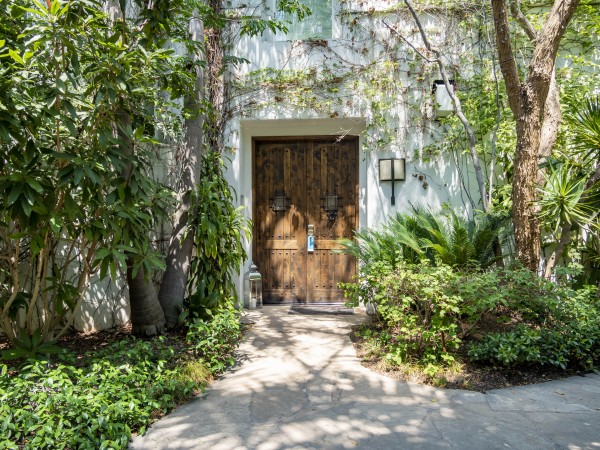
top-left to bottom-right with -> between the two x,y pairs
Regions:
509,0 -> 537,40
528,0 -> 580,98
381,16 -> 436,63
491,0 -> 521,117
403,0 -> 488,210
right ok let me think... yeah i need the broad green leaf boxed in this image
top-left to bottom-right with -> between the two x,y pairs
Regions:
8,50 -> 24,64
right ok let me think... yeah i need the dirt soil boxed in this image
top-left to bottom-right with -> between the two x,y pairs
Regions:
0,324 -> 192,365
349,326 -> 588,392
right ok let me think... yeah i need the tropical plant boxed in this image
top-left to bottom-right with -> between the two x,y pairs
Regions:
0,0 -> 180,347
543,96 -> 600,278
340,207 -> 507,273
185,152 -> 251,319
539,164 -> 595,233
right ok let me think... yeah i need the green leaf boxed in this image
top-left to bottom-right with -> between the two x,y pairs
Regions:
26,178 -> 44,193
8,50 -> 24,64
7,184 -> 22,206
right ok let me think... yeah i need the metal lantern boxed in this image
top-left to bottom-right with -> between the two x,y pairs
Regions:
243,262 -> 263,309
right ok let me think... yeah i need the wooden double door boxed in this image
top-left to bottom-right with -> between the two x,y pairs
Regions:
252,137 -> 359,304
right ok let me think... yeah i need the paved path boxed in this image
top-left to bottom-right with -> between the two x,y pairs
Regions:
130,306 -> 600,450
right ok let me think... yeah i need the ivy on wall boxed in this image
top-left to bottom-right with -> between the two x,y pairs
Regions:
222,0 -> 599,211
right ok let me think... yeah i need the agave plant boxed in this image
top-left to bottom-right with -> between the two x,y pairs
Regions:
538,164 -> 596,234
571,96 -> 600,162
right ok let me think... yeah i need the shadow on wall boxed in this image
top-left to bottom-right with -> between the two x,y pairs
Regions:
72,274 -> 129,332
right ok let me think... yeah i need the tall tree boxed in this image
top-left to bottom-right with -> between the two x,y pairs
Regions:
158,13 -> 205,328
491,0 -> 580,271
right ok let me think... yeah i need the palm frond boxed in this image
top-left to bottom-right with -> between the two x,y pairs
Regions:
570,96 -> 600,162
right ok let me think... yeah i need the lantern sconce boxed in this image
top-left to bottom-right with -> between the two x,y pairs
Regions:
433,79 -> 455,118
379,158 -> 405,206
269,192 -> 290,212
321,194 -> 340,221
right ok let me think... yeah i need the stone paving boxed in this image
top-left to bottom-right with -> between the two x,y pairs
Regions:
130,306 -> 600,450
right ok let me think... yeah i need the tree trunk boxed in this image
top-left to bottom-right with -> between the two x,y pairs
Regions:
512,90 -> 544,270
158,14 -> 204,328
491,0 -> 580,271
205,0 -> 226,152
117,110 -> 166,334
128,265 -> 166,335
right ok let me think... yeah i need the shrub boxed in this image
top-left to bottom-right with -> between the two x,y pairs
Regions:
0,306 -> 244,449
343,257 -> 600,371
468,284 -> 600,369
186,307 -> 242,374
186,152 -> 251,318
344,261 -> 463,364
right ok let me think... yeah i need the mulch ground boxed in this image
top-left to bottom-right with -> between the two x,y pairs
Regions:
0,324 -> 192,365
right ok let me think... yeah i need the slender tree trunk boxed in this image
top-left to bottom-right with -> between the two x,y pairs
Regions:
387,1 -> 489,210
205,0 -> 226,152
158,14 -> 204,328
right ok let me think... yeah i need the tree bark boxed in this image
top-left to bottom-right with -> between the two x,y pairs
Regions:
127,265 -> 166,335
117,110 -> 166,335
491,0 -> 580,271
158,14 -> 204,328
205,0 -> 226,152
508,1 -> 562,175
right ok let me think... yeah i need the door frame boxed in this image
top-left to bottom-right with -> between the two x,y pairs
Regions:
251,135 -> 360,304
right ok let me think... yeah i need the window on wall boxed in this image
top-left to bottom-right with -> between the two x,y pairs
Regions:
275,0 -> 333,41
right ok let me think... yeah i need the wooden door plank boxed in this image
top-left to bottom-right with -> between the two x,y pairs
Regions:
291,141 -> 306,301
263,240 -> 299,250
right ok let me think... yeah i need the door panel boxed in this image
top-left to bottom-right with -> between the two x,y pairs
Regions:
253,137 -> 358,303
306,141 -> 358,302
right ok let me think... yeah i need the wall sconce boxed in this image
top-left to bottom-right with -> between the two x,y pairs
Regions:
270,192 -> 290,212
379,158 -> 405,206
321,194 -> 340,221
433,80 -> 455,118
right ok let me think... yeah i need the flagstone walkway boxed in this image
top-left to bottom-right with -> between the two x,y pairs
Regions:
130,305 -> 600,450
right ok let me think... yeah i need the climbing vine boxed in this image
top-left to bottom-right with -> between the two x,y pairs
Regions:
224,0 -> 598,215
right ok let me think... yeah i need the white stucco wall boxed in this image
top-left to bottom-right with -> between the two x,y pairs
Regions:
223,1 -> 482,299
68,0 -> 483,330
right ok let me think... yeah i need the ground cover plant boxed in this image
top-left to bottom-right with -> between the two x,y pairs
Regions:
0,307 -> 242,449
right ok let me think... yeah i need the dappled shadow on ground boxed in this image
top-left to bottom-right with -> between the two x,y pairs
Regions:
130,307 -> 600,450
